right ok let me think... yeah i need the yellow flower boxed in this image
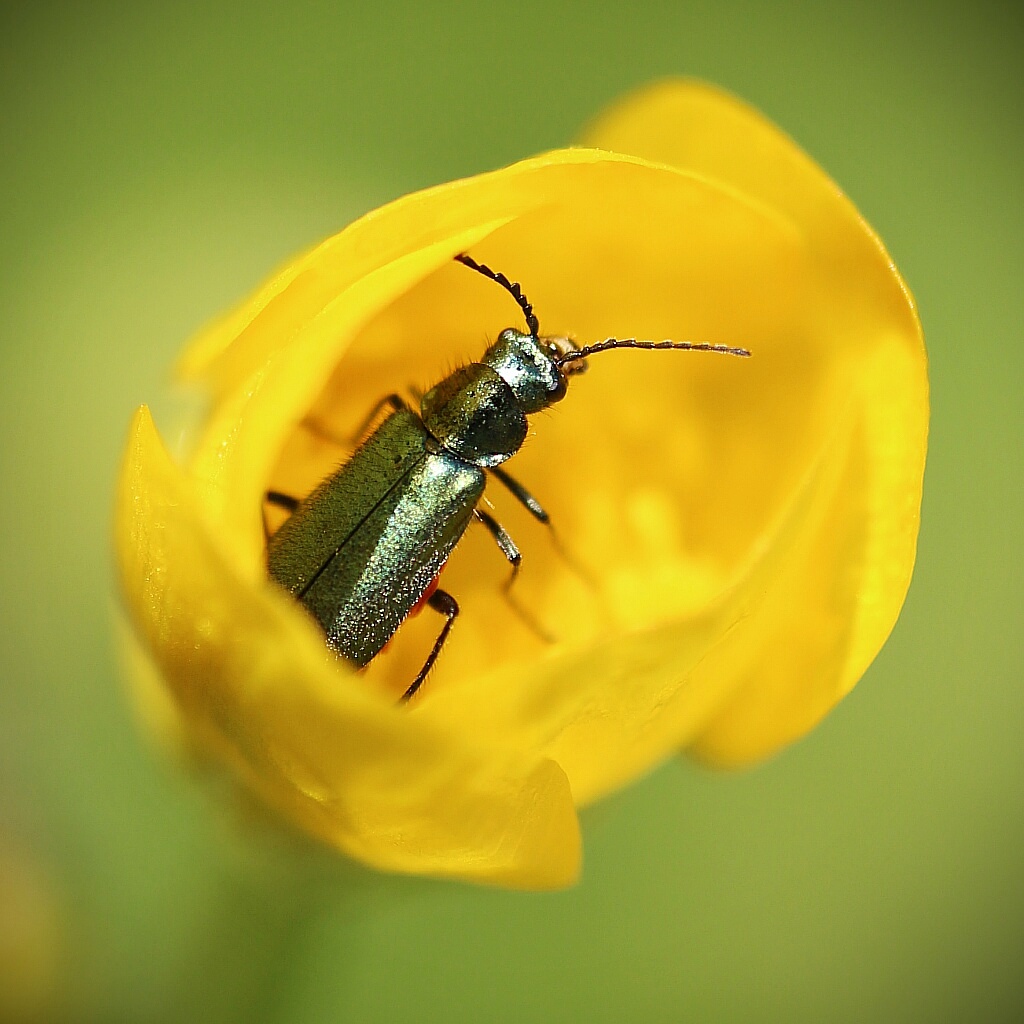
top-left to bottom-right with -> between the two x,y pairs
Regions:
115,80 -> 927,889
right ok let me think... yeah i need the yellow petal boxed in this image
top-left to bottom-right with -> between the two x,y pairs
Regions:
116,406 -> 580,887
581,80 -> 928,765
116,85 -> 927,885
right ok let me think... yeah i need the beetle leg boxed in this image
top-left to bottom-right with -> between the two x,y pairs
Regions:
300,393 -> 408,448
265,491 -> 300,512
262,490 -> 300,541
343,393 -> 408,444
401,589 -> 459,701
488,464 -> 549,523
487,465 -> 599,593
474,508 -> 522,583
474,509 -> 554,643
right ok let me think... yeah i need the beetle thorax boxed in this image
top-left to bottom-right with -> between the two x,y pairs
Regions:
420,363 -> 528,468
420,329 -> 575,469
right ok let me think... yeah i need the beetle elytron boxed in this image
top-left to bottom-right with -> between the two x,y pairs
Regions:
266,254 -> 749,700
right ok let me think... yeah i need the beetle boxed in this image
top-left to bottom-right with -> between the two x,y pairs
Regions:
265,254 -> 750,700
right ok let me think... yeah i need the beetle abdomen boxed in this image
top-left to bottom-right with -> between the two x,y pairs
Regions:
267,407 -> 485,668
307,451 -> 484,665
267,409 -> 429,595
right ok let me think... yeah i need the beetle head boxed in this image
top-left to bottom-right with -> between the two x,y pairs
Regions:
481,328 -> 586,414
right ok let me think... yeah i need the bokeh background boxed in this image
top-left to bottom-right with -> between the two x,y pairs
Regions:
2,1 -> 1021,1021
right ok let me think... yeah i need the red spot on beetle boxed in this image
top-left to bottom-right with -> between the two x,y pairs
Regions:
377,559 -> 448,655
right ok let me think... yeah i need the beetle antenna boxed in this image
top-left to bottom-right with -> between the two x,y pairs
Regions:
554,338 -> 751,365
455,253 -> 540,338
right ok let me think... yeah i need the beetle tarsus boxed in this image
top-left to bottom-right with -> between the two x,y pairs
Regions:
401,589 -> 460,702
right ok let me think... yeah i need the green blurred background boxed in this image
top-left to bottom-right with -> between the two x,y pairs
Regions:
1,1 -> 1021,1021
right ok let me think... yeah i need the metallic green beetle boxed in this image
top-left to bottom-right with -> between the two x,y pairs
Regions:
266,255 -> 749,700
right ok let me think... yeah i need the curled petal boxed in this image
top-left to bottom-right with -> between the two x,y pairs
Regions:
116,82 -> 926,885
580,80 -> 927,765
117,407 -> 579,887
